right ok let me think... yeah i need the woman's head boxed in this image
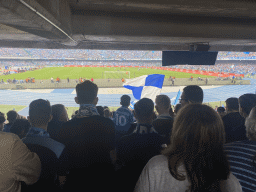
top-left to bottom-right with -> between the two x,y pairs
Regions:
170,104 -> 226,157
163,104 -> 229,192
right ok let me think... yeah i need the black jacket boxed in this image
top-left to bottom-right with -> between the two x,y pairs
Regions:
222,112 -> 248,143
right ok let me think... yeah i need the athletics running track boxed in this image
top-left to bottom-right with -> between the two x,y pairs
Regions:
0,78 -> 255,117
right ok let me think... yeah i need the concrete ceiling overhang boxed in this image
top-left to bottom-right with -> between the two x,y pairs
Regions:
1,0 -> 256,51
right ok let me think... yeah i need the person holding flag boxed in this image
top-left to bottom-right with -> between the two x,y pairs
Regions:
123,74 -> 165,102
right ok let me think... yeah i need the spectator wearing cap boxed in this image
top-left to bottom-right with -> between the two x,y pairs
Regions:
179,85 -> 204,108
3,110 -> 18,132
225,106 -> 256,192
113,95 -> 134,141
222,97 -> 247,144
22,99 -> 65,191
55,80 -> 116,192
116,98 -> 166,192
153,95 -> 174,144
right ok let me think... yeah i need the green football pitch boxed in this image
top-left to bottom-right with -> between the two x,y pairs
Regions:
1,67 -> 214,81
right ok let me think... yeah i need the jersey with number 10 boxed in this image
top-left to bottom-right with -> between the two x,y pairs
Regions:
113,106 -> 134,135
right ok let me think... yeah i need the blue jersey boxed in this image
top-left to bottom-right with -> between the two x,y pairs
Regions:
113,106 -> 134,134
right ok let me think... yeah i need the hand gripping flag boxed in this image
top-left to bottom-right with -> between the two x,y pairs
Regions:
123,74 -> 165,101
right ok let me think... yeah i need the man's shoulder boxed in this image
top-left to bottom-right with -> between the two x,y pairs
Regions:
146,155 -> 168,169
223,112 -> 244,120
61,116 -> 115,132
23,136 -> 65,158
222,112 -> 245,127
116,106 -> 132,113
154,117 -> 173,122
153,118 -> 173,127
119,132 -> 164,144
66,115 -> 114,124
0,132 -> 20,142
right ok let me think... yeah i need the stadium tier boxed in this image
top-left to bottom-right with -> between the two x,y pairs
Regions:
0,48 -> 256,60
0,48 -> 256,76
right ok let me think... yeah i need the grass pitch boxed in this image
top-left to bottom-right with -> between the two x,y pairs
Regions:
1,67 -> 214,81
0,105 -> 27,116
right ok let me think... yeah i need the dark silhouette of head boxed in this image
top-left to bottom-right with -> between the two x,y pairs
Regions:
120,95 -> 131,107
180,85 -> 203,107
28,99 -> 52,127
75,80 -> 98,105
239,93 -> 256,118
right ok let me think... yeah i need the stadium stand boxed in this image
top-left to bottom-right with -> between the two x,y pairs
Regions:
2,48 -> 256,191
1,79 -> 256,191
0,48 -> 256,76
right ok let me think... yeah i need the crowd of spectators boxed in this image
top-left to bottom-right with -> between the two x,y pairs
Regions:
1,48 -> 256,76
1,48 -> 256,61
0,48 -> 162,60
173,63 -> 256,76
1,81 -> 256,191
1,61 -> 256,77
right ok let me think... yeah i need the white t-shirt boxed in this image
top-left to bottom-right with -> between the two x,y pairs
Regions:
134,155 -> 242,192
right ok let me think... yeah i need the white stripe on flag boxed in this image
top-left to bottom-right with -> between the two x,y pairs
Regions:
141,86 -> 162,101
123,75 -> 147,87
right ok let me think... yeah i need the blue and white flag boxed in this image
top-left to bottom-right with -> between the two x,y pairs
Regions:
173,89 -> 182,106
129,100 -> 137,109
123,74 -> 165,101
